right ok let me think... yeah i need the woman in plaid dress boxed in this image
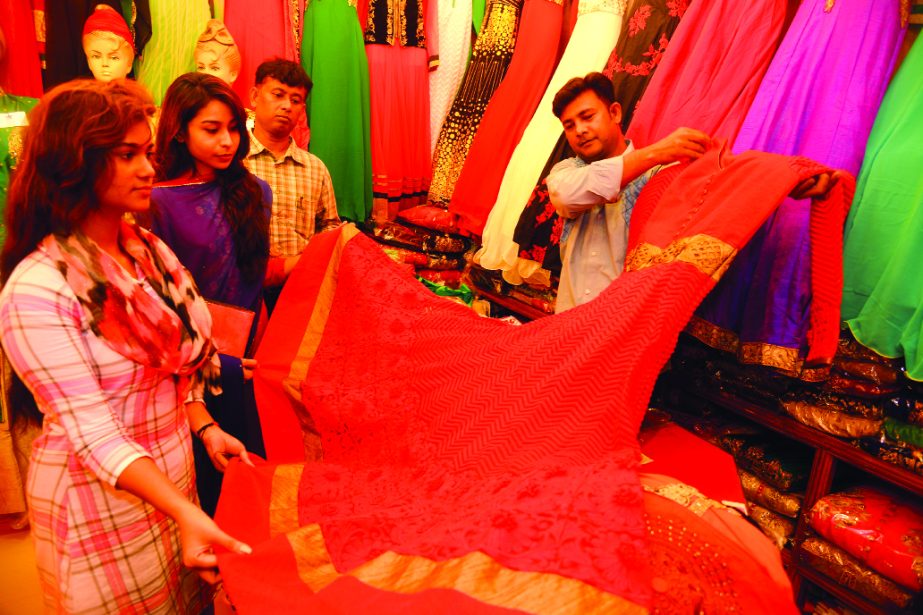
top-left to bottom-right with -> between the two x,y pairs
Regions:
0,79 -> 253,613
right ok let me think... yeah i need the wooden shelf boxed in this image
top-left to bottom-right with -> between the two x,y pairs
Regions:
474,288 -> 550,322
661,373 -> 923,612
691,386 -> 923,496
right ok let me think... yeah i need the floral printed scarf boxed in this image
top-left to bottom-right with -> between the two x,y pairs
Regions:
41,221 -> 221,394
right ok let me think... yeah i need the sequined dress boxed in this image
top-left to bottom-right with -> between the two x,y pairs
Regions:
427,0 -> 524,207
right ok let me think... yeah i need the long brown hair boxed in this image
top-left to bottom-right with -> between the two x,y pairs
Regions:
1,78 -> 155,424
2,78 -> 155,281
155,72 -> 268,283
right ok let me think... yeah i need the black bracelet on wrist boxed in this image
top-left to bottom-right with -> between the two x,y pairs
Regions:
196,422 -> 219,440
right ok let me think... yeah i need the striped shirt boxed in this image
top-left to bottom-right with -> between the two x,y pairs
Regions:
246,131 -> 340,257
0,248 -> 209,614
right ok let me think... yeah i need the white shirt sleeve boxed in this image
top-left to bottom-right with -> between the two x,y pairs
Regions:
547,156 -> 625,219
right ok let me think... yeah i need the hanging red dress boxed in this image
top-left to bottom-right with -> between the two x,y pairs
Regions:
0,0 -> 42,97
448,0 -> 564,235
365,0 -> 436,218
627,0 -> 788,148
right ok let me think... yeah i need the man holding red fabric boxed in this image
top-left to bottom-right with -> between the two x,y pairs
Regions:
548,72 -> 710,313
549,72 -> 840,314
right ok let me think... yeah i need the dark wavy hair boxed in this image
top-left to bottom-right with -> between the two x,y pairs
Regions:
254,57 -> 312,94
552,72 -> 616,119
1,78 -> 156,424
2,78 -> 155,281
155,72 -> 268,282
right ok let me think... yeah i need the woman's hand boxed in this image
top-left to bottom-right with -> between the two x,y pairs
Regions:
201,426 -> 254,472
241,358 -> 257,381
176,502 -> 252,585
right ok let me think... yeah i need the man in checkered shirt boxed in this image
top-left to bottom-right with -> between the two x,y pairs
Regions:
246,59 -> 340,305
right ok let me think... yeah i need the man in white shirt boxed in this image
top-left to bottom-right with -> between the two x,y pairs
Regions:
548,72 -> 710,313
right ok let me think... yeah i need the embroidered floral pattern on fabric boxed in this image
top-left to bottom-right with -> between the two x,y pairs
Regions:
605,33 -> 670,78
628,4 -> 653,36
666,0 -> 688,17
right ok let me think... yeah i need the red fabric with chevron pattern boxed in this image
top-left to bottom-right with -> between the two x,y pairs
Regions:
241,143 -> 852,612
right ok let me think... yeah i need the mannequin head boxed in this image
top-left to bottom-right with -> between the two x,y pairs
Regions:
82,5 -> 135,82
194,20 -> 241,85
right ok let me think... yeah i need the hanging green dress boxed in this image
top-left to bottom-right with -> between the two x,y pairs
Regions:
302,0 -> 373,221
135,0 -> 211,105
842,34 -> 923,380
0,95 -> 38,247
0,93 -> 37,516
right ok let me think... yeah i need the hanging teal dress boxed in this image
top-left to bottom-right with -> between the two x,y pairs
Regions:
302,0 -> 373,221
0,95 -> 38,247
842,34 -> 923,380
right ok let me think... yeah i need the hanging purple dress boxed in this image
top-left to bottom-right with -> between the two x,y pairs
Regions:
688,0 -> 906,380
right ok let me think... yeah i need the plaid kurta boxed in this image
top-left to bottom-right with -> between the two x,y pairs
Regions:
246,132 -> 340,258
0,249 -> 209,614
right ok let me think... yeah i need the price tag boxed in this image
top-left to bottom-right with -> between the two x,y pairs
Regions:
0,111 -> 28,129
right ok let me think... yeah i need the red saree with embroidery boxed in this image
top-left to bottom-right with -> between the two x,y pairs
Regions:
216,144 -> 850,613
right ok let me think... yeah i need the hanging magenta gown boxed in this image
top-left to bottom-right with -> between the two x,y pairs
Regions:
626,0 -> 788,148
688,0 -> 907,379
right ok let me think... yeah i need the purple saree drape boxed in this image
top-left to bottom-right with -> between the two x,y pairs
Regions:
687,0 -> 906,379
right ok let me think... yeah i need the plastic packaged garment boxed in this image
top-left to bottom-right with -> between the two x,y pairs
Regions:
809,488 -> 923,591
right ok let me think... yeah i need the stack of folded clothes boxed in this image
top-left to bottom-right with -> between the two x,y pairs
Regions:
670,335 -> 795,406
465,263 -> 558,316
780,333 -> 903,439
804,487 -> 923,611
739,469 -> 803,549
861,379 -> 923,477
361,217 -> 470,289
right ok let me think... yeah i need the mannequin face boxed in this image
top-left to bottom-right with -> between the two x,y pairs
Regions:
83,33 -> 134,82
195,46 -> 239,85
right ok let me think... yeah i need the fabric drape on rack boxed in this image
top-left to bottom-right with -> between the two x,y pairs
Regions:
688,0 -> 906,380
427,0 -> 524,208
0,92 -> 38,516
0,0 -> 43,97
225,0 -> 296,106
230,143 -> 849,614
842,33 -> 923,381
626,0 -> 787,149
509,0 -> 688,285
429,0 -> 473,156
366,0 -> 436,218
0,95 -> 37,245
448,0 -> 565,236
136,0 -> 210,105
475,0 -> 626,273
303,0 -> 373,222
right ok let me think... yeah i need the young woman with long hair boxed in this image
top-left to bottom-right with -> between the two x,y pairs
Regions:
150,72 -> 272,515
0,78 -> 252,613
